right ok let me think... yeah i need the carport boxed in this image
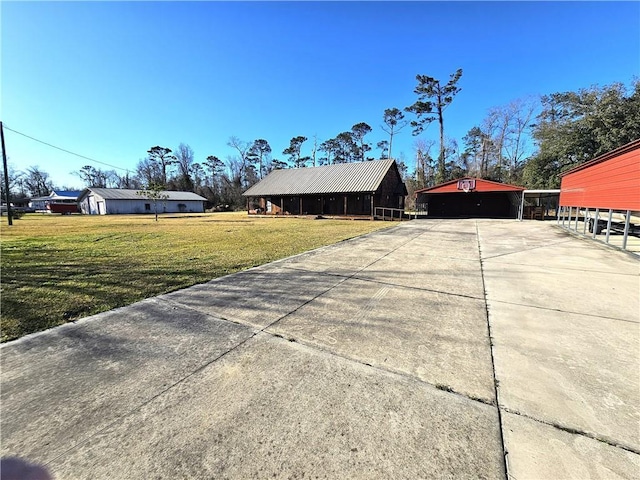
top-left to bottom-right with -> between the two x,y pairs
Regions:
415,178 -> 524,218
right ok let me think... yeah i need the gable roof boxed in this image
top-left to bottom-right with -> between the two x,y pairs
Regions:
243,159 -> 402,196
79,188 -> 207,202
51,190 -> 82,199
415,177 -> 524,194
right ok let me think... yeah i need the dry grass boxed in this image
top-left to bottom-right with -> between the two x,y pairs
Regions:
1,212 -> 392,342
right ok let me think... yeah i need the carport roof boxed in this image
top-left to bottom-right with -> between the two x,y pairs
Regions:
415,177 -> 524,194
243,159 -> 402,196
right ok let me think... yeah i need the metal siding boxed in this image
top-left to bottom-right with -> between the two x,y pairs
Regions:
559,147 -> 640,210
243,159 -> 397,196
82,197 -> 204,214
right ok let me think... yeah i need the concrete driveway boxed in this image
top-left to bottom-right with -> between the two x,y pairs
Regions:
1,219 -> 638,479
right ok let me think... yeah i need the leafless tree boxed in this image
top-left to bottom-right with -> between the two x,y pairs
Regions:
23,166 -> 54,197
413,139 -> 436,188
174,143 -> 195,191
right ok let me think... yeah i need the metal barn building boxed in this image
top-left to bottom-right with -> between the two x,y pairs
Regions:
559,139 -> 640,250
560,139 -> 640,211
242,159 -> 408,219
78,188 -> 207,215
415,178 -> 524,218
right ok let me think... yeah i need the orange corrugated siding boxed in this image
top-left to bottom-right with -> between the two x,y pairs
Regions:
559,144 -> 640,210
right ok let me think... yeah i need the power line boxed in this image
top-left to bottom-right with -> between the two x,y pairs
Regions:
2,124 -> 135,174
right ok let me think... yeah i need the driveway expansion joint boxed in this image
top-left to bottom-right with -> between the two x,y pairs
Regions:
500,406 -> 640,456
262,328 -> 497,408
476,221 -> 510,480
481,239 -> 574,261
488,299 -> 640,325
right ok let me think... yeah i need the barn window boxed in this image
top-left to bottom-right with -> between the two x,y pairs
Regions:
145,203 -> 151,211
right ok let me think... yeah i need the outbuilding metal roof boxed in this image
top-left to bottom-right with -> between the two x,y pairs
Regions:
51,190 -> 82,199
243,159 -> 399,196
415,177 -> 524,194
80,188 -> 207,201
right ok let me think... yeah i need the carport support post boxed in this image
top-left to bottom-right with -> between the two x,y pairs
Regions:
343,195 -> 347,216
574,207 -> 581,232
299,197 -> 303,216
622,210 -> 631,250
605,209 -> 613,243
583,208 -> 589,234
519,192 -> 525,221
566,207 -> 571,228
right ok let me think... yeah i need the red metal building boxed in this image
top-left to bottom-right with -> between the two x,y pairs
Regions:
559,139 -> 640,211
415,178 -> 524,218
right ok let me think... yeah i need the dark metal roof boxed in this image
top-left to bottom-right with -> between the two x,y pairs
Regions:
79,188 -> 207,201
243,159 -> 400,196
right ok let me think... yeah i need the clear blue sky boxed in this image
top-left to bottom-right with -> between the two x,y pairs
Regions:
2,1 -> 639,189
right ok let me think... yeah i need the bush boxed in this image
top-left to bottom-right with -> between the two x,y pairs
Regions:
9,209 -> 25,220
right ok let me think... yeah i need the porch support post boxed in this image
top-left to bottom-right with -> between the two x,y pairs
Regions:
280,197 -> 284,214
343,195 -> 347,216
299,197 -> 303,216
246,197 -> 250,215
370,193 -> 374,220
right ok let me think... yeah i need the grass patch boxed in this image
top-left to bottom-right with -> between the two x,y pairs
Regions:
1,212 -> 392,342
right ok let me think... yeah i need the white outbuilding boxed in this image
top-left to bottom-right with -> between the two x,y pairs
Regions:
78,188 -> 207,215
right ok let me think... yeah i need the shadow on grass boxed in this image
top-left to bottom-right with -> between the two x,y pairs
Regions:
0,253 -> 250,342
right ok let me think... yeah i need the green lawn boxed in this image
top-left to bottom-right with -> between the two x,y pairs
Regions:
1,212 -> 392,342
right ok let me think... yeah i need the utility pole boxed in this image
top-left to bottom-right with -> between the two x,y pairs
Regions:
1,121 -> 12,226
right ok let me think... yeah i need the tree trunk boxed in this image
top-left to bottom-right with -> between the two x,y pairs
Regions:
437,94 -> 446,183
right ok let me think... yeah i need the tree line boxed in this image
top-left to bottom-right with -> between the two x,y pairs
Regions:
3,72 -> 638,211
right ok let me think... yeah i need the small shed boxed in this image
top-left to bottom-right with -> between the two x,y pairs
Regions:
242,159 -> 407,218
78,188 -> 207,215
415,178 -> 524,218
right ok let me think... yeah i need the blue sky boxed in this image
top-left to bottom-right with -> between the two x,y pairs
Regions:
2,1 -> 639,188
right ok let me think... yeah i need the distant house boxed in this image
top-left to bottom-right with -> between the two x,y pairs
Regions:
29,190 -> 82,214
78,188 -> 207,215
242,159 -> 407,218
